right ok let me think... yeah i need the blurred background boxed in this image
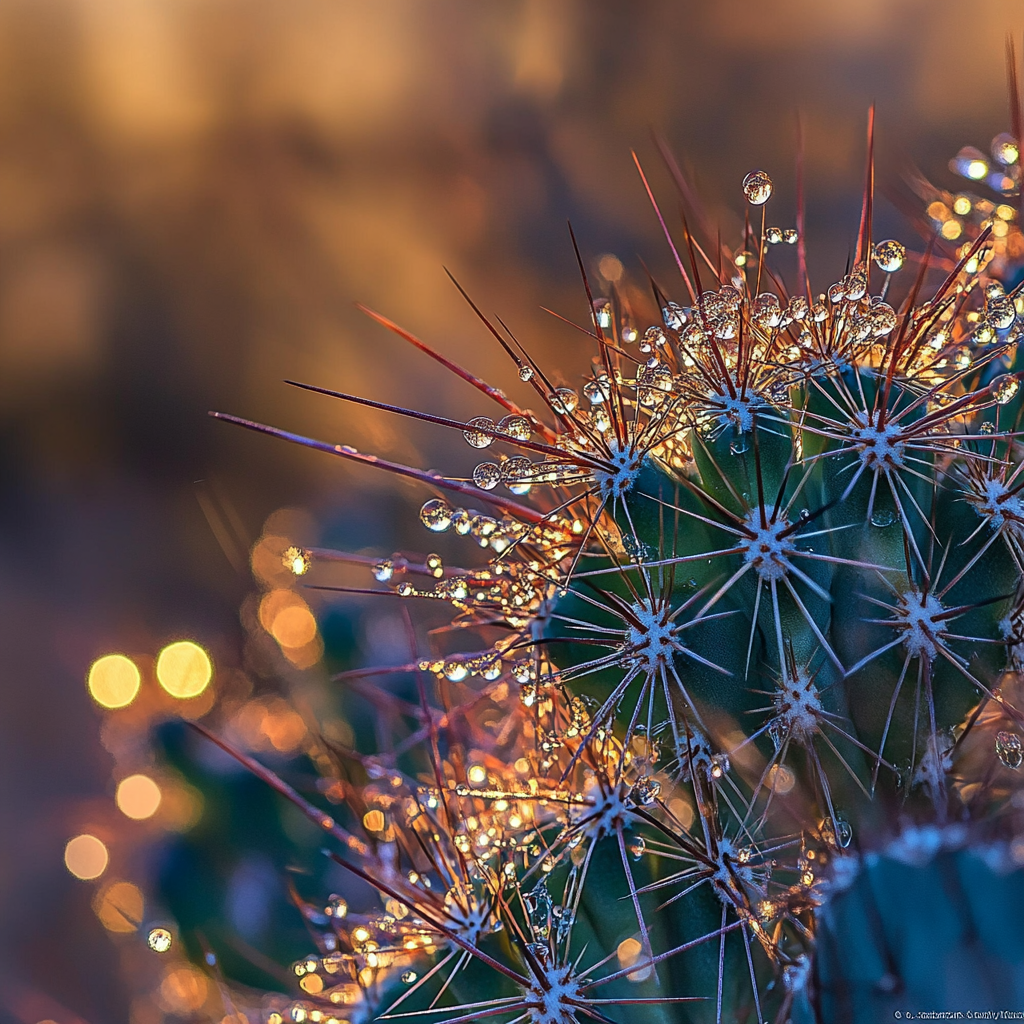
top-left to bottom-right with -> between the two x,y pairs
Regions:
5,1 -> 1024,1021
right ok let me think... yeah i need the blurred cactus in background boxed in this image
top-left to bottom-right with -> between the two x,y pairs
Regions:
136,107 -> 1024,1024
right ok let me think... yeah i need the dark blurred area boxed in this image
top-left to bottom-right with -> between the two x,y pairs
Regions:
4,1 -> 1024,1021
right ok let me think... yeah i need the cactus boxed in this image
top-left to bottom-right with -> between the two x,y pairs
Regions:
177,133 -> 1024,1024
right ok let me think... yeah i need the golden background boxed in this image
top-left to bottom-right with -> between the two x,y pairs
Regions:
3,1 -> 1024,1020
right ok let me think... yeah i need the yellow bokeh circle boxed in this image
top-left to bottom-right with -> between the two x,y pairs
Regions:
65,834 -> 109,879
116,774 -> 162,820
156,641 -> 212,699
87,654 -> 141,709
93,879 -> 144,933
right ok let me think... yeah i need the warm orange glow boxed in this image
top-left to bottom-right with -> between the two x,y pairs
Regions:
94,879 -> 144,932
116,774 -> 162,819
299,974 -> 324,994
159,967 -> 209,1014
271,604 -> 317,647
231,697 -> 307,753
598,254 -> 623,282
160,780 -> 204,831
87,654 -> 141,709
616,935 -> 653,982
363,809 -> 385,832
768,763 -> 796,795
260,588 -> 319,649
65,833 -> 109,879
156,640 -> 212,698
616,937 -> 641,966
668,797 -> 695,829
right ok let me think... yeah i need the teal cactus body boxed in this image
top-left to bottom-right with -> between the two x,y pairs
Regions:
178,146 -> 1024,1024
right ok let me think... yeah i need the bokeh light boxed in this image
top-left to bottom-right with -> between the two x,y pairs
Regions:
93,880 -> 144,933
87,654 -> 141,709
259,589 -> 318,647
64,834 -> 109,880
156,641 -> 212,698
159,778 -> 205,831
116,774 -> 162,820
270,603 -> 317,648
158,967 -> 209,1015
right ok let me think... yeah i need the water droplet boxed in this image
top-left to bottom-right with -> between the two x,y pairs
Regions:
444,661 -> 469,682
497,414 -> 531,441
765,226 -> 783,245
729,431 -> 749,455
512,660 -> 533,684
628,835 -> 646,860
420,499 -> 453,532
953,145 -> 989,180
643,326 -> 667,352
991,374 -> 1020,405
822,816 -> 853,848
593,299 -> 613,330
147,927 -> 173,953
783,228 -> 799,244
525,880 -> 553,939
473,463 -> 501,490
550,388 -> 579,415
401,970 -> 417,984
742,169 -> 773,205
752,292 -> 782,329
526,941 -> 551,966
282,546 -> 311,576
987,297 -> 1017,331
827,282 -> 846,304
845,268 -> 867,301
555,905 -> 574,944
872,240 -> 906,273
996,730 -> 1023,769
622,534 -> 652,562
992,132 -> 1020,166
463,416 -> 495,449
628,776 -> 662,807
373,559 -> 394,582
870,508 -> 896,528
326,895 -> 348,919
787,296 -> 809,321
870,303 -> 898,336
662,301 -> 686,330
